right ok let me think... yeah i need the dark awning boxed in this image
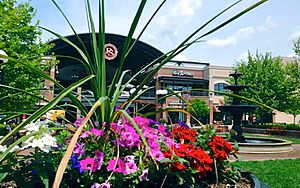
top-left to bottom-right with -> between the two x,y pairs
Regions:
158,76 -> 209,84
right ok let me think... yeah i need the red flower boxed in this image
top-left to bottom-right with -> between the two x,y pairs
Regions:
170,126 -> 197,143
208,136 -> 234,161
163,143 -> 213,178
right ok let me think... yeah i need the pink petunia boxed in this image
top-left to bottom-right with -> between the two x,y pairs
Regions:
107,158 -> 125,173
80,157 -> 99,172
90,128 -> 104,137
150,149 -> 165,162
133,116 -> 149,128
80,131 -> 92,138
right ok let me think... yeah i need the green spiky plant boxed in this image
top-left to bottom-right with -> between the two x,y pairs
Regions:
0,0 -> 269,187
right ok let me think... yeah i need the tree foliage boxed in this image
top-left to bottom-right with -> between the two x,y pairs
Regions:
293,37 -> 300,57
188,98 -> 210,123
233,52 -> 299,120
0,0 -> 53,111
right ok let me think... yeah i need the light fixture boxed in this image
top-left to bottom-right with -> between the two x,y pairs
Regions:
0,50 -> 8,63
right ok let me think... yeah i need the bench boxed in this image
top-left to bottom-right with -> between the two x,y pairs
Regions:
266,126 -> 285,135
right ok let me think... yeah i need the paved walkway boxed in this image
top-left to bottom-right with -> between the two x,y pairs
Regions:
234,144 -> 300,161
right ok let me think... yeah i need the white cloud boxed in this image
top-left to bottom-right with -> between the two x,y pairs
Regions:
236,27 -> 256,39
170,0 -> 202,17
257,16 -> 279,32
206,16 -> 278,48
207,36 -> 237,48
206,26 -> 255,48
146,0 -> 203,45
172,54 -> 189,61
289,30 -> 300,41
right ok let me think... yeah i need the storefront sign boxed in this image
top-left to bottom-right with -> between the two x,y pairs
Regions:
172,70 -> 194,77
104,43 -> 118,60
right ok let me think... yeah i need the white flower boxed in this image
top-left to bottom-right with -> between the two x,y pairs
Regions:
21,134 -> 58,153
24,122 -> 40,132
0,145 -> 7,153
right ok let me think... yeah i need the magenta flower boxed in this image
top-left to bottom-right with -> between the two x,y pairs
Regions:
91,182 -> 111,188
74,117 -> 85,127
107,158 -> 125,173
147,139 -> 160,150
123,161 -> 138,175
80,131 -> 92,138
80,157 -> 99,172
90,128 -> 104,137
133,116 -> 149,128
158,125 -> 167,135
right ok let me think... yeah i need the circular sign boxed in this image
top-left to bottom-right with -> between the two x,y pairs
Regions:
104,43 -> 118,60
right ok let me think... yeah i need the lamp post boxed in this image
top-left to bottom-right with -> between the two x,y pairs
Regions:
0,50 -> 8,84
156,89 -> 168,121
209,92 -> 214,125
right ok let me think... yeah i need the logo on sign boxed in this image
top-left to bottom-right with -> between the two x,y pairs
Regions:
104,43 -> 118,60
172,70 -> 194,77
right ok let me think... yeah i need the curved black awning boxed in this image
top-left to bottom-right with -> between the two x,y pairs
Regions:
50,33 -> 164,86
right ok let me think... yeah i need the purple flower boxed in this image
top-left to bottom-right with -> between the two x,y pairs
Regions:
140,168 -> 149,181
178,120 -> 189,129
91,182 -> 111,188
70,155 -> 80,169
124,155 -> 135,163
95,150 -> 104,169
123,161 -> 138,175
149,119 -> 162,126
73,142 -> 85,156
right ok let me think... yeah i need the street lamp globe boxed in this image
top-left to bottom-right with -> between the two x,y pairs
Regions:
0,50 -> 8,63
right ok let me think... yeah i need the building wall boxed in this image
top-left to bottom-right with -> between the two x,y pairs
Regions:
204,65 -> 232,105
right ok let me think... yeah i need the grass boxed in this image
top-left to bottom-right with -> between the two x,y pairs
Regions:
234,159 -> 300,188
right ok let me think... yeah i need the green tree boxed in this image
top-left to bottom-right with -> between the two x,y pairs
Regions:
188,98 -> 210,124
293,37 -> 300,57
0,0 -> 53,112
287,39 -> 300,124
233,52 -> 298,122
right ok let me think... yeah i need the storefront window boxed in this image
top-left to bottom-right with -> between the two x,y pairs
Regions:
214,83 -> 228,96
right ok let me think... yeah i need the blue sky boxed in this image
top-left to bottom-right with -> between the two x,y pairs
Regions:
19,0 -> 300,66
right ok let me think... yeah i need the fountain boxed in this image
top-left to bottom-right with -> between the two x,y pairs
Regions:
218,70 -> 293,153
218,70 -> 257,142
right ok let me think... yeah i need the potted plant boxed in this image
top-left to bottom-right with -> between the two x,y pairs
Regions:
0,0 -> 268,187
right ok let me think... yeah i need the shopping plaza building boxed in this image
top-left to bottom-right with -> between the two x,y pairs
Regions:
40,33 -> 231,124
41,33 -> 299,124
